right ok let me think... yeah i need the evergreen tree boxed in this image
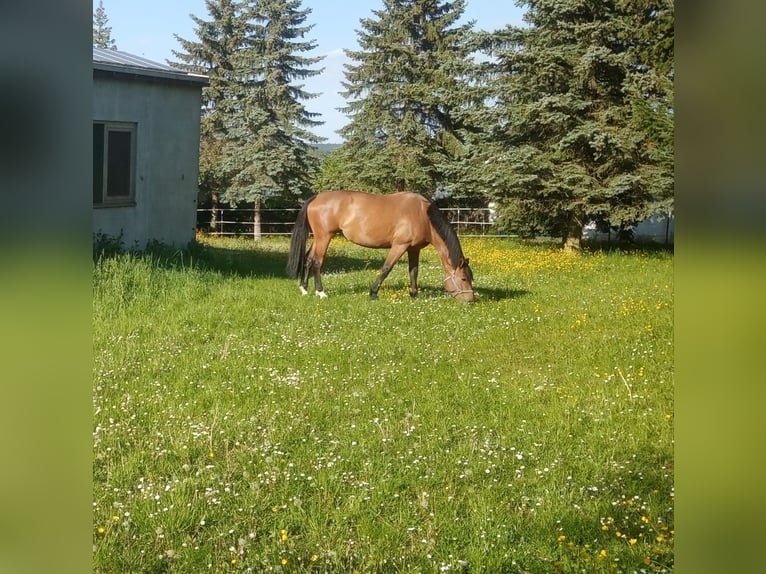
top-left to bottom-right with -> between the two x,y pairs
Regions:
313,148 -> 358,192
93,0 -> 117,50
172,0 -> 325,238
337,0 -> 475,195
624,0 -> 674,204
172,0 -> 243,226
223,0 -> 324,237
476,0 -> 674,251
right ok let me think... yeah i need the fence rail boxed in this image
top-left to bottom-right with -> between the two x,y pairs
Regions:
196,207 -> 674,244
196,207 -> 498,238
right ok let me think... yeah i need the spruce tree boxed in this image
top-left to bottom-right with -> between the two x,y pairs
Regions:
223,0 -> 324,238
337,0 -> 475,195
93,0 -> 117,50
172,0 -> 324,238
172,0 -> 243,228
477,0 -> 674,251
624,0 -> 674,210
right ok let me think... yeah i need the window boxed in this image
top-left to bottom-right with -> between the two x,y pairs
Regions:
93,122 -> 136,206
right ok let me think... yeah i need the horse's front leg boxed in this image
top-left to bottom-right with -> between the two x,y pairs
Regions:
369,265 -> 392,300
407,247 -> 421,298
370,245 -> 408,300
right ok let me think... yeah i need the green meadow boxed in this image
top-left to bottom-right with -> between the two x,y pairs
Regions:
93,236 -> 673,573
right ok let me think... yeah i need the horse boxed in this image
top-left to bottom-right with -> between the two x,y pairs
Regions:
286,190 -> 474,302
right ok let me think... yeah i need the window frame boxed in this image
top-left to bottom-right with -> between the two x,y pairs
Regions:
93,121 -> 137,208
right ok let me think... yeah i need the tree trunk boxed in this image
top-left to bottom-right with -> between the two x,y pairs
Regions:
210,193 -> 219,232
253,197 -> 262,241
562,207 -> 585,253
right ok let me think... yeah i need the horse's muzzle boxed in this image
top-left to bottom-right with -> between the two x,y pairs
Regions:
444,273 -> 475,302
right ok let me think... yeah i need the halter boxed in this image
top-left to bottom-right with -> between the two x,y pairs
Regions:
444,269 -> 474,298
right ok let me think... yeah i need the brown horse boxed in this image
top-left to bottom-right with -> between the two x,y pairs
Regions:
286,190 -> 475,302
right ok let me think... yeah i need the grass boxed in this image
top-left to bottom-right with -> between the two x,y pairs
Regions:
93,235 -> 673,573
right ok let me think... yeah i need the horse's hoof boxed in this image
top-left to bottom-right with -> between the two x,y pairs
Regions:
316,290 -> 328,299
299,286 -> 308,295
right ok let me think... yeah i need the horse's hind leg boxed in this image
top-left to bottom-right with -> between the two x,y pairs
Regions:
299,243 -> 314,295
312,259 -> 327,299
310,234 -> 332,298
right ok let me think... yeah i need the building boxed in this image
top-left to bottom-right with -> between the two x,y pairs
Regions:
93,47 -> 207,249
582,211 -> 675,246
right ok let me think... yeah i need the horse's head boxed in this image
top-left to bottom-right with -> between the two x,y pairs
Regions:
444,257 -> 475,302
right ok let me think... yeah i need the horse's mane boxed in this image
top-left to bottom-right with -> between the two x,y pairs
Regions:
427,202 -> 466,270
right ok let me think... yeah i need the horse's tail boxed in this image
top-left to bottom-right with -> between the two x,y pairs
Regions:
286,197 -> 315,278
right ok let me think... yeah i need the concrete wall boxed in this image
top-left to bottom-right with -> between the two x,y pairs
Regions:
93,75 -> 202,249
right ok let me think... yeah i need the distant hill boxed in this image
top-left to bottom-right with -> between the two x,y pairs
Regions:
313,143 -> 342,156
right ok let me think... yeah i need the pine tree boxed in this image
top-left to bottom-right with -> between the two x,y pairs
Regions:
337,0 -> 475,195
172,0 -> 325,238
172,0 -> 243,231
476,0 -> 674,251
93,0 -> 117,50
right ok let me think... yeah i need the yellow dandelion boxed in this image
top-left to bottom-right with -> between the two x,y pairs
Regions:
230,558 -> 237,565
629,538 -> 637,545
97,526 -> 106,535
208,451 -> 215,458
641,516 -> 650,523
615,531 -> 622,538
111,515 -> 119,522
599,549 -> 607,559
310,554 -> 318,562
557,535 -> 566,542
601,524 -> 609,531
280,529 -> 288,541
271,506 -> 279,513
656,535 -> 664,542
644,557 -> 652,565
281,557 -> 288,565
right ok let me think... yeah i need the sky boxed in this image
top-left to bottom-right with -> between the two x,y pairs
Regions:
96,0 -> 526,143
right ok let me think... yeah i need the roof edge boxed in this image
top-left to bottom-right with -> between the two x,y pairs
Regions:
93,47 -> 208,86
93,62 -> 209,86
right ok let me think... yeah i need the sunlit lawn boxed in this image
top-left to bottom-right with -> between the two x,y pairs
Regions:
93,235 -> 673,573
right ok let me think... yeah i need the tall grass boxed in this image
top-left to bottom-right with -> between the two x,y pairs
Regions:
93,236 -> 673,573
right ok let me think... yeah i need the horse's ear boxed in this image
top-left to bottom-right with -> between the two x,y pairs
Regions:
459,257 -> 469,268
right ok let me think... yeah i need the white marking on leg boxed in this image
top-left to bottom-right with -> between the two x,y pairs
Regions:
315,290 -> 328,299
299,285 -> 308,295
